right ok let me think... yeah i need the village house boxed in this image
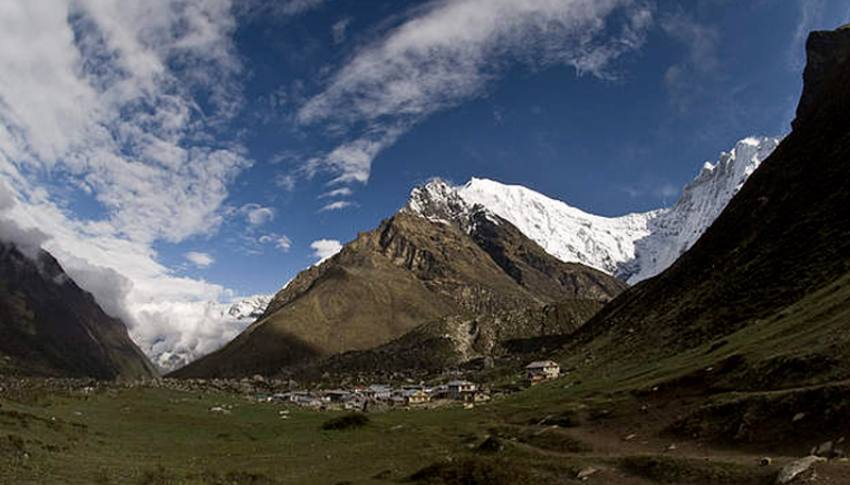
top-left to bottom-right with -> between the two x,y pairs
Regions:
403,389 -> 430,405
323,390 -> 351,403
447,380 -> 477,399
365,384 -> 392,400
526,360 -> 561,382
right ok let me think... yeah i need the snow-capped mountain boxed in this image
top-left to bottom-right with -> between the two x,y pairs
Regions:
225,294 -> 272,321
407,136 -> 781,284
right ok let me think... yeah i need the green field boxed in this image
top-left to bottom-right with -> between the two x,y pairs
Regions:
7,377 -> 850,484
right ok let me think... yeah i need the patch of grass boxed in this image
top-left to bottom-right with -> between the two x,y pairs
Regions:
619,455 -> 773,484
321,413 -> 370,431
409,457 -> 534,484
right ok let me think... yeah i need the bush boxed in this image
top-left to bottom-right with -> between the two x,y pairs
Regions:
320,413 -> 370,431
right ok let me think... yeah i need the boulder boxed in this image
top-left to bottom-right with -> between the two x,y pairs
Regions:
775,456 -> 825,484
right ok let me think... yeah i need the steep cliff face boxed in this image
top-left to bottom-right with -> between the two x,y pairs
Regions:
173,191 -> 623,378
793,25 -> 850,129
0,243 -> 156,379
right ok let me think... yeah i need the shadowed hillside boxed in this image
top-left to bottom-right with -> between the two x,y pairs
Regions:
0,243 -> 156,380
554,27 -> 850,392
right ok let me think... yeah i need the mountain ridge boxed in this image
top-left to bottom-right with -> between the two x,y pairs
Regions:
171,192 -> 624,378
438,136 -> 780,284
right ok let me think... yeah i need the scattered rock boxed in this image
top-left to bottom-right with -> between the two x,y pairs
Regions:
760,457 -> 773,466
622,434 -> 637,442
665,443 -> 677,452
477,436 -> 503,454
576,466 -> 599,481
775,456 -> 825,484
792,412 -> 806,423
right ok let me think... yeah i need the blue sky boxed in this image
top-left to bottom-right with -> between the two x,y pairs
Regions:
1,0 -> 848,367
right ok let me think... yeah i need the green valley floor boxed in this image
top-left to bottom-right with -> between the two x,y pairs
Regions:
3,378 -> 850,484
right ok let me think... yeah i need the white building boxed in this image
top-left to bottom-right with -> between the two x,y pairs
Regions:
526,360 -> 560,382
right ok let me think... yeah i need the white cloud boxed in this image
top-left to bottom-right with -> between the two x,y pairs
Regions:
275,173 -> 297,191
310,238 -> 342,262
320,187 -> 353,198
0,1 -> 254,371
319,200 -> 354,212
296,0 -> 653,185
239,203 -> 276,226
0,181 -> 49,259
185,251 -> 215,268
259,233 -> 292,252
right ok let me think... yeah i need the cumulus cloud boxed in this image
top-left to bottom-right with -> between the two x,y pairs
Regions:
296,0 -> 653,185
0,1 -> 255,370
310,239 -> 342,262
185,251 -> 215,268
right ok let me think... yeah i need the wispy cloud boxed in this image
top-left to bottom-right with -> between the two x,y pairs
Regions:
320,187 -> 353,198
236,0 -> 328,19
332,17 -> 352,44
258,233 -> 292,252
660,10 -> 720,111
296,0 -> 654,186
310,238 -> 342,262
319,200 -> 355,212
238,203 -> 276,226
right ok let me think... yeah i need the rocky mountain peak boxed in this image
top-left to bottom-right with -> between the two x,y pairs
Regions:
403,178 -> 487,232
794,27 -> 850,129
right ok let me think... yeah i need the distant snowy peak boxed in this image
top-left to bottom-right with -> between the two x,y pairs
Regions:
405,136 -> 782,284
225,295 -> 271,321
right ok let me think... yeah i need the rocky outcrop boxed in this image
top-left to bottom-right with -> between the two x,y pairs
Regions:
793,26 -> 850,129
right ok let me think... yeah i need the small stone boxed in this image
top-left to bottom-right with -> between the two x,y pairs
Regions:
776,456 -> 826,484
666,443 -> 677,452
623,434 -> 637,442
576,466 -> 599,480
814,440 -> 833,457
792,412 -> 806,422
759,457 -> 773,466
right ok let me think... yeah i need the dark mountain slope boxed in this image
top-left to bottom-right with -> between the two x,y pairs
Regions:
173,195 -> 624,378
0,243 -> 156,379
556,27 -> 850,391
